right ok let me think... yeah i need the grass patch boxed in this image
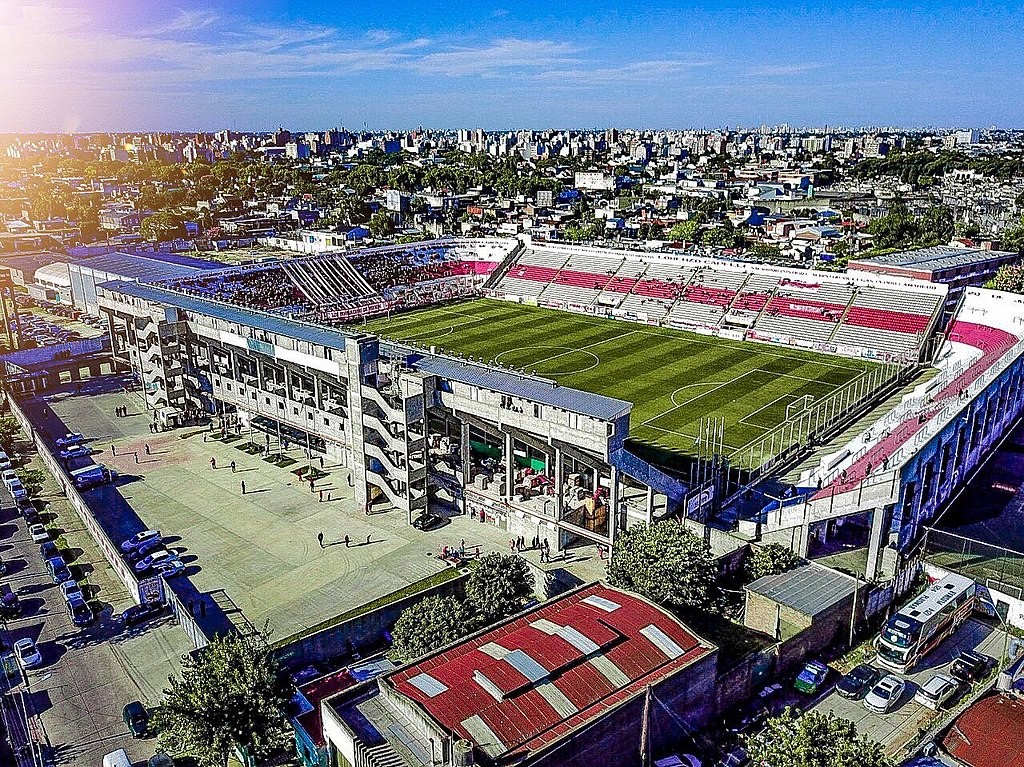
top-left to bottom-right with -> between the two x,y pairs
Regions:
676,607 -> 777,668
235,442 -> 264,455
264,454 -> 297,468
274,565 -> 469,649
358,298 -> 886,469
293,466 -> 328,481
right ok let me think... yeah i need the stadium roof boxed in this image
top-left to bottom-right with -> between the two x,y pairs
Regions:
410,353 -> 632,421
746,561 -> 856,618
942,694 -> 1024,767
70,251 -> 210,282
385,583 -> 713,762
101,281 -> 352,352
849,246 -> 1018,275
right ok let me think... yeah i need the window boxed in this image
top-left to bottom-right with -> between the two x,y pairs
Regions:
265,397 -> 271,405
324,418 -> 330,426
226,383 -> 232,391
293,407 -> 299,415
568,412 -> 580,429
533,403 -> 543,419
278,402 -> 284,410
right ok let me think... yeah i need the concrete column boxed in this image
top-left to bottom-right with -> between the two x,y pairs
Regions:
505,431 -> 514,497
865,506 -> 887,581
608,466 -> 620,546
460,422 -> 471,485
554,448 -> 564,520
645,485 -> 655,524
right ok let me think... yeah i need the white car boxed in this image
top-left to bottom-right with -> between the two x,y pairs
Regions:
13,637 -> 42,669
59,444 -> 89,460
0,451 -> 12,470
29,524 -> 50,544
153,558 -> 185,578
55,432 -> 84,448
914,673 -> 960,711
1,469 -> 18,488
134,549 -> 179,575
120,530 -> 161,554
864,674 -> 906,714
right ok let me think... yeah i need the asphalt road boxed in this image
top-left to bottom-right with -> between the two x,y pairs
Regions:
0,458 -> 188,766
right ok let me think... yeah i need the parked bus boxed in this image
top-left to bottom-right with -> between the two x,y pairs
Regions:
875,573 -> 976,673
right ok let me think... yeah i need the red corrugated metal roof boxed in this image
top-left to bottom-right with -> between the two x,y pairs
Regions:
388,583 -> 712,761
943,694 -> 1024,767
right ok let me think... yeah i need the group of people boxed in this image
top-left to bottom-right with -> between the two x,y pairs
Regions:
173,268 -> 304,311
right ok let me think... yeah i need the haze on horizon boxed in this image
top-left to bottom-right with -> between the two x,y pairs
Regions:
1,0 -> 1022,134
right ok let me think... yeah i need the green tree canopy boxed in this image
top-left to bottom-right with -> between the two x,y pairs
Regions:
668,214 -> 706,243
985,262 -> 1024,293
140,210 -> 185,242
389,595 -> 471,663
465,553 -> 535,626
154,630 -> 292,767
369,210 -> 395,238
607,521 -> 718,610
0,414 -> 20,451
746,543 -> 802,582
746,709 -> 891,767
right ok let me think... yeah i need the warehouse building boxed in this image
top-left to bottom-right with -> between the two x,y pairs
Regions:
320,583 -> 717,767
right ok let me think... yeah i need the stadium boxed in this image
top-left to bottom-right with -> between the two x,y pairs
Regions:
90,235 -> 1024,598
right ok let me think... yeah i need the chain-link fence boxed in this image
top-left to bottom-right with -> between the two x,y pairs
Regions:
922,526 -> 1024,598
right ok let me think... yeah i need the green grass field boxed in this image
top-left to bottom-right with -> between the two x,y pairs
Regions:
357,299 -> 879,467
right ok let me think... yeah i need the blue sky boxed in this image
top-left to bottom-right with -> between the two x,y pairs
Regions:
1,0 -> 1022,132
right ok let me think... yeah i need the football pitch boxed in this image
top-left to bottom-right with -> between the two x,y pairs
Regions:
358,299 -> 881,467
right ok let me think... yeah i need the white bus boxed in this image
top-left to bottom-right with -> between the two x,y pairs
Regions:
875,573 -> 976,673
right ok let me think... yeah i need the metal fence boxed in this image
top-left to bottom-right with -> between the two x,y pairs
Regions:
922,526 -> 1024,598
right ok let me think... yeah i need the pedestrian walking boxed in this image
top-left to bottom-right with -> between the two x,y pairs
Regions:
210,457 -> 217,469
111,444 -> 116,455
144,444 -> 150,455
230,460 -> 236,473
317,531 -> 325,549
319,456 -> 325,469
241,480 -> 246,495
366,534 -> 371,545
319,489 -> 324,503
344,534 -> 350,548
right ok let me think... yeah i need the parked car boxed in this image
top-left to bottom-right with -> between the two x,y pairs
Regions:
412,511 -> 446,531
59,444 -> 89,460
794,661 -> 830,694
0,583 -> 20,618
13,637 -> 42,669
123,700 -> 149,738
0,451 -> 12,471
120,530 -> 161,554
1,469 -> 19,488
59,580 -> 84,603
134,549 -> 179,575
9,480 -> 27,501
864,674 -> 906,714
39,540 -> 58,561
127,537 -> 165,563
122,600 -> 165,627
148,754 -> 175,767
950,650 -> 988,683
46,555 -> 73,584
67,594 -> 93,627
836,664 -> 882,700
29,524 -> 50,544
153,557 -> 186,578
914,673 -> 960,710
55,432 -> 84,448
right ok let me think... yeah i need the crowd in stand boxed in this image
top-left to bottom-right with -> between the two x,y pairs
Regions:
172,268 -> 306,311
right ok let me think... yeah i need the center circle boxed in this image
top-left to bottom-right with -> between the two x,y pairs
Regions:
494,346 -> 600,375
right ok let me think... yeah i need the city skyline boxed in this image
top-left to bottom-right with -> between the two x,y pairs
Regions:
2,0 -> 1024,133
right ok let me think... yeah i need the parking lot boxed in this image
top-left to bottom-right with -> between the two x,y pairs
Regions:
810,618 -> 1007,756
24,382 -> 609,642
1,440 -> 189,766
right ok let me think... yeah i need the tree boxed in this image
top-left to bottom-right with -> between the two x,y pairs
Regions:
746,709 -> 891,767
607,521 -> 718,610
465,553 -> 534,626
17,468 -> 47,497
369,210 -> 395,238
140,210 -> 185,243
746,543 -> 802,582
389,595 -> 471,662
154,630 -> 292,767
986,263 -> 1024,293
668,216 -> 705,243
998,215 -> 1024,253
0,414 -> 20,451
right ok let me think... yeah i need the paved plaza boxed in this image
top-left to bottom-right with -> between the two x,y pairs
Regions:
30,383 -> 609,641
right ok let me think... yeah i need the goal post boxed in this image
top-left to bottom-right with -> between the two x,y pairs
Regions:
786,394 -> 814,420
